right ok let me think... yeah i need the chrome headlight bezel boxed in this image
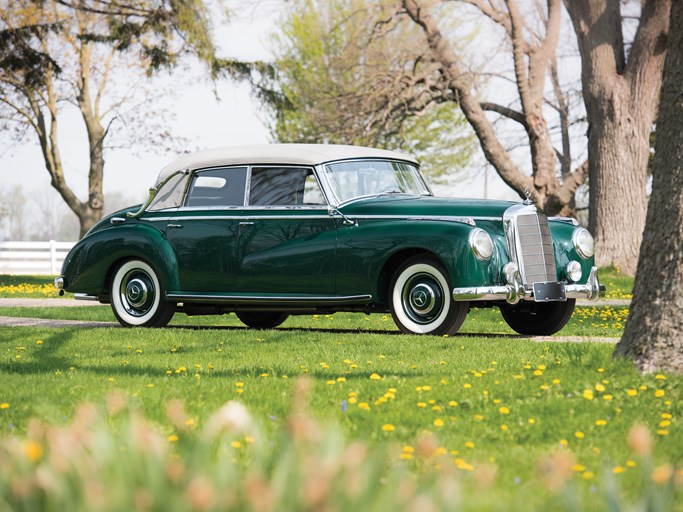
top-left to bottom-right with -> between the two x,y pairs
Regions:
469,228 -> 494,261
572,228 -> 595,259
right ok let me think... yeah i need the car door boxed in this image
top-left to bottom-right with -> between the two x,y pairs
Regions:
236,166 -> 337,295
165,166 -> 246,292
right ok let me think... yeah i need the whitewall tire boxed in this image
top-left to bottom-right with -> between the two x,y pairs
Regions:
110,260 -> 175,327
389,256 -> 468,335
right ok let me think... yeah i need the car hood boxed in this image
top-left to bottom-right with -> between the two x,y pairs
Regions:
339,195 -> 516,219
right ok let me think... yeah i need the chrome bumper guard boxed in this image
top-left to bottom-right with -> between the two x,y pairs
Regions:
452,266 -> 604,305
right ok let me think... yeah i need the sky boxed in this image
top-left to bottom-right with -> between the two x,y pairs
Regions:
0,0 -> 518,234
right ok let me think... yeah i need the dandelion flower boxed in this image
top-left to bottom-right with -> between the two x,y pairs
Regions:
627,389 -> 638,397
370,373 -> 382,380
382,424 -> 395,432
168,434 -> 179,443
575,431 -> 585,439
0,403 -> 8,410
595,419 -> 607,426
433,419 -> 445,427
654,389 -> 665,398
499,406 -> 510,415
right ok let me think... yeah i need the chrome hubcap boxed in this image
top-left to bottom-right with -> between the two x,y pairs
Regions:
119,270 -> 155,317
402,272 -> 444,325
125,278 -> 149,308
409,283 -> 436,315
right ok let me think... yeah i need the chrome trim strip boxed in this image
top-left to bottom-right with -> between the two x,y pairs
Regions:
166,293 -> 373,305
241,215 -> 331,221
160,215 -> 332,222
146,214 -> 474,223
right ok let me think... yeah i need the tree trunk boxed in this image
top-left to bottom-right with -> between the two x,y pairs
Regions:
565,0 -> 671,275
587,83 -> 650,275
615,0 -> 683,373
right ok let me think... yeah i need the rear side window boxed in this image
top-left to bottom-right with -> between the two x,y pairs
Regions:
185,167 -> 247,207
249,167 -> 325,206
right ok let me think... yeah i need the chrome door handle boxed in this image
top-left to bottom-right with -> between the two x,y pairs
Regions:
239,221 -> 255,227
168,223 -> 183,229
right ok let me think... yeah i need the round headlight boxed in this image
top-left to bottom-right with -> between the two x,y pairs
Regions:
572,228 -> 595,259
469,228 -> 494,261
566,261 -> 582,282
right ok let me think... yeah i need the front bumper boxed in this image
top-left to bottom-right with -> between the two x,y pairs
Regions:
452,266 -> 605,305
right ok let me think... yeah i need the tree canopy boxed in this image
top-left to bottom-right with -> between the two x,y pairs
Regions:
264,0 -> 476,180
0,0 -> 217,236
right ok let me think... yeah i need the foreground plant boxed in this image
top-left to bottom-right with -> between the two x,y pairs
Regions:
0,379 -> 680,511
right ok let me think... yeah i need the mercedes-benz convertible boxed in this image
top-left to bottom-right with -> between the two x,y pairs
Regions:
55,144 -> 603,335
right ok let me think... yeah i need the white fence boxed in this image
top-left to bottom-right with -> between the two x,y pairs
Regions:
0,241 -> 76,275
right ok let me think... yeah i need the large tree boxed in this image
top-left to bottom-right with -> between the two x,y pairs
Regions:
399,0 -> 587,215
615,0 -> 683,374
395,1 -> 671,274
266,0 -> 475,178
0,0 -> 214,237
564,0 -> 671,274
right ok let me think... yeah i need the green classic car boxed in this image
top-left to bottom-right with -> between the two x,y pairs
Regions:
55,144 -> 603,335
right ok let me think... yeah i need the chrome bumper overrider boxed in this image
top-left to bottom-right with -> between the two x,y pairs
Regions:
452,266 -> 605,305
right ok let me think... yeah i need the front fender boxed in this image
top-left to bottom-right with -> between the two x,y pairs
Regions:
336,219 -> 502,302
61,222 -> 179,296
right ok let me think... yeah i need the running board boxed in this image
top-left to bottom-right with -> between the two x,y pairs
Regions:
166,293 -> 373,306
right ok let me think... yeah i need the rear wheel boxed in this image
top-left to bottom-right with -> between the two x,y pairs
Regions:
389,256 -> 468,335
236,311 -> 289,329
110,260 -> 175,327
499,299 -> 576,335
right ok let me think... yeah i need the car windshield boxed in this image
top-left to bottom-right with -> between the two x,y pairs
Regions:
324,160 -> 431,204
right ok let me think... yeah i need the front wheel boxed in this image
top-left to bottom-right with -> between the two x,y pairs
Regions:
110,260 -> 175,327
389,256 -> 468,335
236,312 -> 289,329
499,299 -> 576,335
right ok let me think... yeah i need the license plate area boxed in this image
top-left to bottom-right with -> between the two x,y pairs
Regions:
533,282 -> 566,302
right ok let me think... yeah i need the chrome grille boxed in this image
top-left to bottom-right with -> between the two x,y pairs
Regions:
516,214 -> 556,284
503,203 -> 557,286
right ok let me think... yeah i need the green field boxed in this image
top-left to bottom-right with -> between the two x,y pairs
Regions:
1,272 -> 681,510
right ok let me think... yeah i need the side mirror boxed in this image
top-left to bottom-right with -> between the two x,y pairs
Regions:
328,206 -> 358,227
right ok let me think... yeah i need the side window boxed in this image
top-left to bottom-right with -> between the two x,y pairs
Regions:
185,167 -> 247,207
249,167 -> 326,206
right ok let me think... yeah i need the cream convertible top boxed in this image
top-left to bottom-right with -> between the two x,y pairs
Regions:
155,144 -> 418,186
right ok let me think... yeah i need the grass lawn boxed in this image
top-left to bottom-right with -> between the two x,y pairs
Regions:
1,271 -> 680,510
